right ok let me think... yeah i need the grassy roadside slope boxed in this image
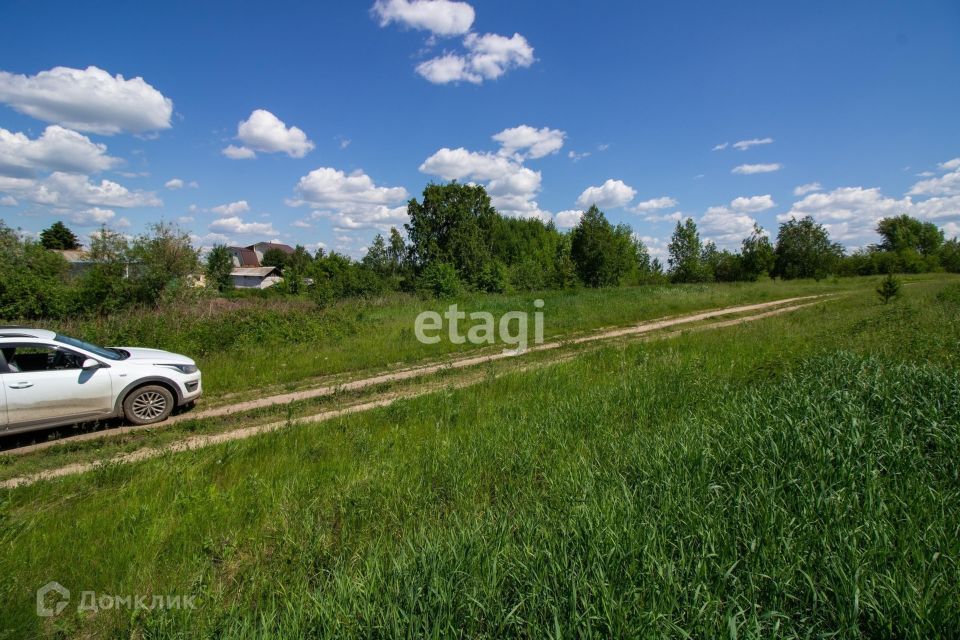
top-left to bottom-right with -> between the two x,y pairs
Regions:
1,277 -> 958,637
39,277 -> 891,397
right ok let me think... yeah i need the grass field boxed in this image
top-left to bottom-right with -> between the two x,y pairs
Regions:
38,277 -> 876,397
2,275 -> 959,638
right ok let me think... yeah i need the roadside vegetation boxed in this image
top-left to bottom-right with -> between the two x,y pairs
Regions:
1,276 -> 958,637
3,181 -> 958,398
14,277 -> 872,398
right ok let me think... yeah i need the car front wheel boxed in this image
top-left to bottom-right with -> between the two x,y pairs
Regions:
123,385 -> 174,425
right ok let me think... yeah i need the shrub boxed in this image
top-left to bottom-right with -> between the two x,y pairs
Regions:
418,261 -> 462,298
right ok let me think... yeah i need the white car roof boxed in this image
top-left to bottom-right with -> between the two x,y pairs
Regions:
0,327 -> 58,340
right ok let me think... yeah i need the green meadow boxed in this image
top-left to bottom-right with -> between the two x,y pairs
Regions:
44,277 -> 874,398
1,274 -> 959,638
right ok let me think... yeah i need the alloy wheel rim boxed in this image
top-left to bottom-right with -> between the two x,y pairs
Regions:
132,391 -> 167,420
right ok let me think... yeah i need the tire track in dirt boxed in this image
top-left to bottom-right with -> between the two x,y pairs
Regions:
1,296 -> 830,488
2,295 -> 827,458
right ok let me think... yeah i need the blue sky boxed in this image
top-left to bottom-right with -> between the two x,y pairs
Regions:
1,0 -> 958,260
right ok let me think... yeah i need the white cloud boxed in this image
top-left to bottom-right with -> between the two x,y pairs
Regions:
416,32 -> 534,84
911,195 -> 960,221
222,144 -> 256,160
209,216 -> 278,236
419,144 -> 550,220
732,137 -> 774,151
223,109 -> 315,159
732,163 -> 782,175
554,209 -> 582,229
493,125 -> 565,160
0,172 -> 160,209
637,234 -> 669,263
942,221 -> 960,239
0,125 -> 120,177
0,195 -> 18,206
939,158 -> 960,171
293,168 -> 408,207
576,179 -> 636,209
177,216 -> 194,224
631,196 -> 678,212
0,66 -> 172,135
291,219 -> 312,228
372,0 -> 475,36
419,147 -> 514,181
729,194 -> 775,212
415,55 -> 478,84
793,182 -> 821,196
699,206 -> 759,249
464,32 -> 534,80
778,186 -> 911,245
643,211 -> 683,223
211,200 -> 250,216
69,207 -> 116,226
289,167 -> 410,231
165,178 -> 184,190
568,150 -> 590,162
908,168 -> 960,196
712,142 -> 728,151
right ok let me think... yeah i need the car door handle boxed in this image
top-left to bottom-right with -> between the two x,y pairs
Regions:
8,382 -> 33,389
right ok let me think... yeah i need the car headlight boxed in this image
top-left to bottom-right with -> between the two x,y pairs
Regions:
157,364 -> 199,374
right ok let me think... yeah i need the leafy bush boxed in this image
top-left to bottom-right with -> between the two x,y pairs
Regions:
417,261 -> 462,298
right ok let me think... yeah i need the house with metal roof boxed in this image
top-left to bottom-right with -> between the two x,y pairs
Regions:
229,266 -> 282,289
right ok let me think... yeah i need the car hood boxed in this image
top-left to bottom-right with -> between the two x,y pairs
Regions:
113,347 -> 196,366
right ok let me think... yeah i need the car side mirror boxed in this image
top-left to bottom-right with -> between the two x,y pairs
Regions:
82,358 -> 100,370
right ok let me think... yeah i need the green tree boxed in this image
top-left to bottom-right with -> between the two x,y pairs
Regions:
262,247 -> 289,272
417,261 -> 462,298
362,234 -> 390,276
283,245 -> 313,295
941,238 -> 960,273
205,245 -> 234,293
75,226 -> 133,313
740,224 -> 775,281
0,220 -> 70,319
876,214 -> 944,256
667,218 -> 709,283
773,216 -> 843,280
405,182 -> 497,289
387,227 -> 406,274
569,205 -> 637,287
128,222 -> 200,303
39,221 -> 81,250
551,236 -> 578,289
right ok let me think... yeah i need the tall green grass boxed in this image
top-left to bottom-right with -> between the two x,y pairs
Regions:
33,277 -> 888,397
1,278 -> 958,637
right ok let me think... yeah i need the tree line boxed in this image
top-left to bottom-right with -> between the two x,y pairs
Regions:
2,182 -> 958,320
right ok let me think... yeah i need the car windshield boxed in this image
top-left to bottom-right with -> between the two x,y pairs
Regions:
55,334 -> 126,361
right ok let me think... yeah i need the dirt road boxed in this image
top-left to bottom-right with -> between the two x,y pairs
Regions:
1,295 -> 828,488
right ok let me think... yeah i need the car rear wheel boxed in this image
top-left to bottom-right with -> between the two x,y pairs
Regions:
123,385 -> 174,425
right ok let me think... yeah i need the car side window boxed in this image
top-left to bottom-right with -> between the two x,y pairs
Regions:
3,345 -> 85,373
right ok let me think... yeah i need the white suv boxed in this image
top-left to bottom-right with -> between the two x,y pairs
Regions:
0,327 -> 201,435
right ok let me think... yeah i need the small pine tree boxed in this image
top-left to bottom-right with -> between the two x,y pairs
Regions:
876,272 -> 901,304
